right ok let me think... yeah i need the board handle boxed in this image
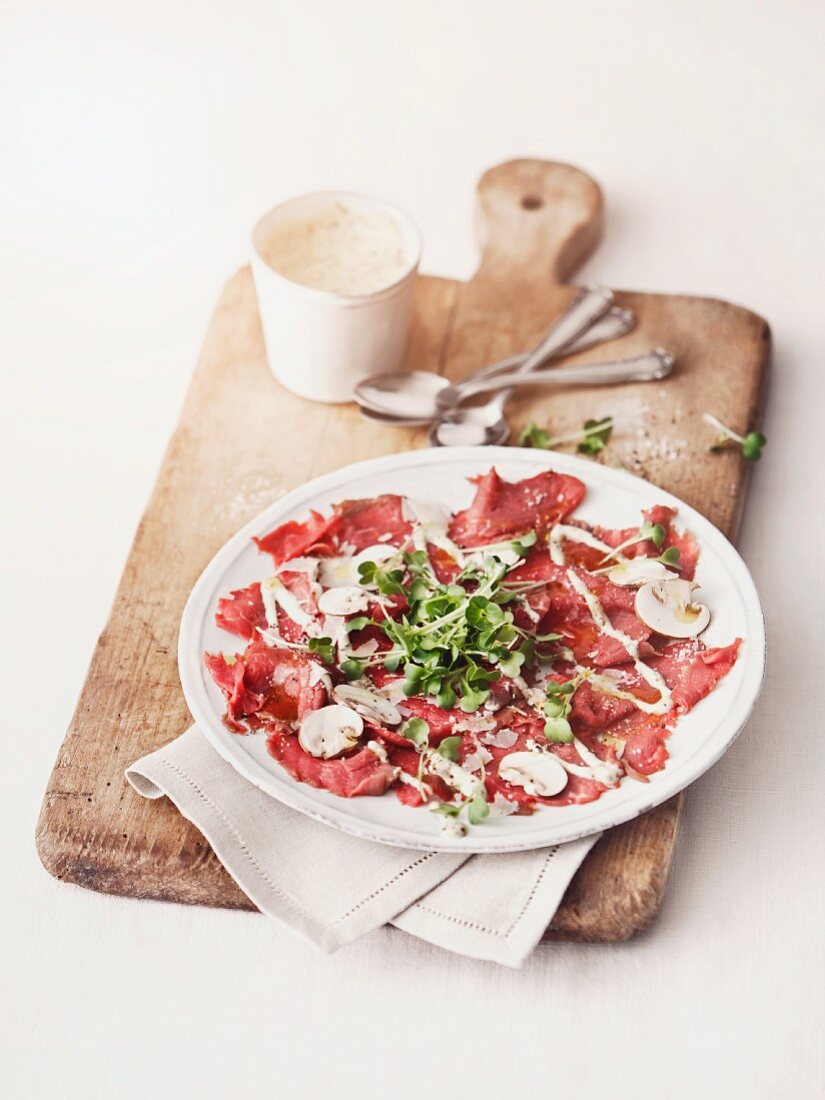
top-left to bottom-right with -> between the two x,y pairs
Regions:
474,158 -> 603,286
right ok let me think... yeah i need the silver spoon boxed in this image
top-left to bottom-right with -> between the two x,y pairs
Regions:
358,305 -> 635,426
356,285 -> 617,421
429,349 -> 674,447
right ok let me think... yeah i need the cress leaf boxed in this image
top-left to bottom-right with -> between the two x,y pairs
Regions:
431,802 -> 462,818
658,546 -> 681,566
307,637 -> 335,663
340,657 -> 365,680
344,616 -> 374,634
544,716 -> 574,743
518,421 -> 552,449
436,736 -> 462,762
402,718 -> 430,746
742,431 -> 767,461
576,417 -> 613,455
467,790 -> 490,825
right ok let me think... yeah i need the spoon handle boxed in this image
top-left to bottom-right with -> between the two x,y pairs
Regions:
458,305 -> 636,391
445,349 -> 675,403
517,285 -> 615,373
562,306 -> 635,354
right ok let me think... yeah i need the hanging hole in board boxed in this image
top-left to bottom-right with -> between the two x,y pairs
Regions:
521,194 -> 543,211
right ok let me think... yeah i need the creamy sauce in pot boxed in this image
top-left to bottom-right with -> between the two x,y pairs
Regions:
259,201 -> 409,295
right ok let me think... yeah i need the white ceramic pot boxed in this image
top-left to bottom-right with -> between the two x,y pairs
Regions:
251,191 -> 420,404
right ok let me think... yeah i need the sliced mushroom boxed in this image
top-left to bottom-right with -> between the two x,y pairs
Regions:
298,704 -> 363,758
332,683 -> 402,727
316,585 -> 371,616
608,558 -> 679,587
498,751 -> 568,797
635,578 -> 710,638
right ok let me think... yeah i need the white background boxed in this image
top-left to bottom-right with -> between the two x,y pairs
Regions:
2,1 -> 822,1096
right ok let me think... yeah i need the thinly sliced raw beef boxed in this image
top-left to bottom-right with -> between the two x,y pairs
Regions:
215,583 -> 266,640
427,542 -> 461,583
332,494 -> 412,552
397,697 -> 463,741
254,510 -> 340,566
267,730 -> 398,797
619,715 -> 670,775
592,505 -> 700,579
206,635 -> 327,728
203,653 -> 265,732
448,468 -> 585,546
569,679 -> 639,731
274,570 -> 322,643
649,638 -> 741,713
509,551 -> 653,666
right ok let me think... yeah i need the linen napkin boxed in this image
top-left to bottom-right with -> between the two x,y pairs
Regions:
126,726 -> 599,967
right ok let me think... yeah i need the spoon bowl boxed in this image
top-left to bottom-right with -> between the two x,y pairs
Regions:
428,401 -> 513,447
355,353 -> 523,419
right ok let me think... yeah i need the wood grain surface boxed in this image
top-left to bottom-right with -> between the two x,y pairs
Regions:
36,159 -> 769,941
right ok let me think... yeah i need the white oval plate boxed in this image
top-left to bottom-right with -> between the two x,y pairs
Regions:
179,447 -> 765,853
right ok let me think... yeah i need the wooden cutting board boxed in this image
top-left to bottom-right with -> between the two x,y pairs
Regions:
36,159 -> 769,942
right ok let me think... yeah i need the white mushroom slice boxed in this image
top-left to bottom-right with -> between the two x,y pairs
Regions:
498,751 -> 568,797
332,683 -> 403,727
608,558 -> 679,587
298,704 -> 363,759
635,578 -> 710,638
316,585 -> 371,616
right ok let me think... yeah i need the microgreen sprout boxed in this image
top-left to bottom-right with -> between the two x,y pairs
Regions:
356,547 -> 556,713
518,417 -> 615,455
576,418 -> 614,456
340,657 -> 366,680
467,787 -> 490,824
401,717 -> 429,746
344,616 -> 374,634
542,680 -> 576,743
517,422 -> 553,449
306,636 -> 335,664
703,413 -> 766,461
658,546 -> 681,567
542,670 -> 591,743
435,736 -> 462,762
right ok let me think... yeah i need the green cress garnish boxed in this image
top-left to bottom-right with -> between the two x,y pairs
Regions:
518,417 -> 614,455
542,671 -> 590,743
354,545 -> 559,714
703,413 -> 766,462
307,637 -> 335,664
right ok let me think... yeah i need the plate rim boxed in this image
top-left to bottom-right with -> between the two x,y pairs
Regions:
178,446 -> 766,853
